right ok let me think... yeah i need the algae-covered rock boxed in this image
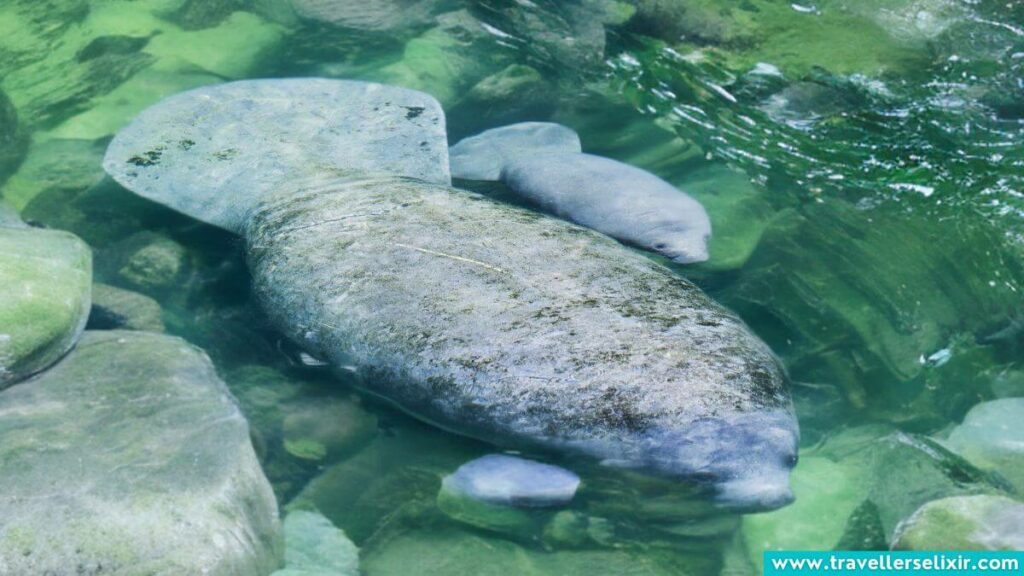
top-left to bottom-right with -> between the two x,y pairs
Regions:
0,89 -> 26,187
478,0 -> 619,72
944,398 -> 1024,491
271,510 -> 359,576
291,0 -> 444,32
742,456 -> 868,567
623,0 -> 932,78
88,282 -> 165,332
743,425 -> 1011,564
226,365 -> 380,500
105,231 -> 188,292
720,200 -> 1024,425
372,10 -> 511,106
2,0 -> 281,137
448,65 -> 556,140
0,330 -> 282,575
892,495 -> 1024,551
683,164 -> 776,271
0,224 -> 91,387
361,526 -> 708,576
291,430 -> 480,544
282,395 -> 378,463
0,138 -> 107,211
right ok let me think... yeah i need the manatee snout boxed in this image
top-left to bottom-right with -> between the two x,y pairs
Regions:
639,410 -> 799,511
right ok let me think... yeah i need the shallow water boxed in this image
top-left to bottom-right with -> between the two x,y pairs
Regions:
1,0 -> 1023,573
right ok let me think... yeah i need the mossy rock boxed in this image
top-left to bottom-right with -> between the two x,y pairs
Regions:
742,456 -> 869,570
892,495 -> 1024,551
282,395 -> 378,463
627,0 -> 934,78
100,230 -> 188,292
271,510 -> 359,576
370,10 -> 512,106
743,425 -> 1012,564
290,428 -> 483,544
88,282 -> 165,332
0,88 -> 26,188
360,525 -> 713,576
0,330 -> 282,574
944,398 -> 1024,491
447,64 -> 557,140
0,225 -> 91,387
1,138 -> 107,211
683,164 -> 778,271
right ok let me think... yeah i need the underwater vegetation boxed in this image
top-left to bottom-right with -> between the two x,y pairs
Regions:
1,0 -> 1023,574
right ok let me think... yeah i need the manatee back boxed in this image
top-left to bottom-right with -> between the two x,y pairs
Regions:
449,122 -> 582,181
103,79 -> 450,233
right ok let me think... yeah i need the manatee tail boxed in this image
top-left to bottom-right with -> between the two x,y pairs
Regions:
103,79 -> 450,234
449,122 -> 582,181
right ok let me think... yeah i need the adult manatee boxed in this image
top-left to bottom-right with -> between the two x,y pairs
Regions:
450,122 -> 713,264
104,79 -> 797,510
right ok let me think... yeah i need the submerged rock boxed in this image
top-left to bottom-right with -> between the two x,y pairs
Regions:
0,137 -> 107,210
291,0 -> 444,31
87,282 -> 165,332
743,425 -> 1013,563
106,231 -> 188,292
104,79 -> 798,510
0,88 -> 26,186
271,510 -> 359,576
451,122 -> 712,264
891,495 -> 1024,551
447,65 -> 557,140
0,222 -> 91,387
371,10 -> 511,106
282,395 -> 378,463
361,525 -> 705,576
0,330 -> 282,574
944,398 -> 1024,491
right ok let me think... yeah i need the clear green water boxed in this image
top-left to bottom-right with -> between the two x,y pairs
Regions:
2,0 -> 1023,573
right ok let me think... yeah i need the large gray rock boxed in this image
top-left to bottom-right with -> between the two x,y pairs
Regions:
0,330 -> 282,575
0,88 -> 26,186
88,282 -> 165,332
271,510 -> 358,576
944,398 -> 1024,491
104,79 -> 797,511
0,222 -> 92,387
892,495 -> 1024,551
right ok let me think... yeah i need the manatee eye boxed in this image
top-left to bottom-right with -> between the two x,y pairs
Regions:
654,243 -> 668,250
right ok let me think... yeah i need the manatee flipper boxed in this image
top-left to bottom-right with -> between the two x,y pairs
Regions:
104,80 -> 797,511
449,122 -> 582,181
104,78 -> 449,233
450,122 -> 712,264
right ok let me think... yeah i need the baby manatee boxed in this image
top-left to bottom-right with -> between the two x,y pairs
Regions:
104,79 -> 797,510
450,122 -> 713,264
